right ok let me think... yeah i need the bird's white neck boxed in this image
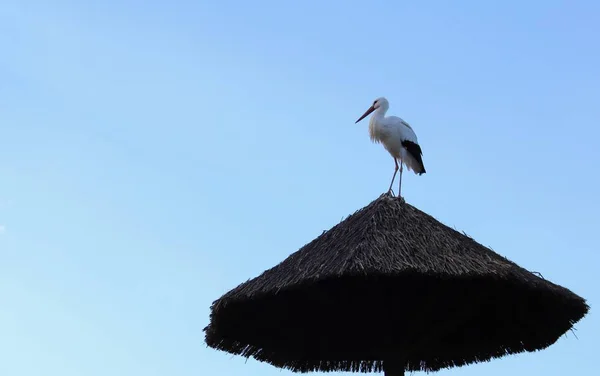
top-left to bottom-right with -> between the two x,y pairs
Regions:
373,104 -> 388,119
368,106 -> 388,143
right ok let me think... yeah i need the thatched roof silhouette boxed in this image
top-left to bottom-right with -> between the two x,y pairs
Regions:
204,193 -> 589,374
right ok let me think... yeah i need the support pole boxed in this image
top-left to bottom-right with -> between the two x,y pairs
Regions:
383,359 -> 405,376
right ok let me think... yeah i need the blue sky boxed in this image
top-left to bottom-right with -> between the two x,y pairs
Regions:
1,1 -> 598,375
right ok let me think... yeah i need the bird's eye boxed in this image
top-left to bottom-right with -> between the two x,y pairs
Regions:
373,100 -> 377,105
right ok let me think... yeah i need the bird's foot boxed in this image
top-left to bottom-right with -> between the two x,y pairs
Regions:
387,188 -> 396,197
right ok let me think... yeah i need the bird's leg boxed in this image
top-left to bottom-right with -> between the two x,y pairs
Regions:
387,158 -> 399,195
398,162 -> 404,197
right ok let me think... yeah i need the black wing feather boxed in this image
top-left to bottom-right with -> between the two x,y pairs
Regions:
401,140 -> 426,175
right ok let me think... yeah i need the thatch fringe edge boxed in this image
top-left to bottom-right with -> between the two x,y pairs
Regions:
203,331 -> 583,374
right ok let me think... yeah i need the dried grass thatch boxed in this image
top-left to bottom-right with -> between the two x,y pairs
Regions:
204,193 -> 589,374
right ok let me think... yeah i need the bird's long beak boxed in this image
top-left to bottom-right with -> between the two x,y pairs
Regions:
355,105 -> 375,123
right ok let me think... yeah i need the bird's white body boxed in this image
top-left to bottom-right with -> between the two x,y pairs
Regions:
368,111 -> 421,174
355,97 -> 425,197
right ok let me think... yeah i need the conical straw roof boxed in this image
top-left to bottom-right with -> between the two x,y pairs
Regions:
204,193 -> 588,373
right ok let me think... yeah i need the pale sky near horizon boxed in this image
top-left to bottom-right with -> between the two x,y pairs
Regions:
1,1 -> 598,376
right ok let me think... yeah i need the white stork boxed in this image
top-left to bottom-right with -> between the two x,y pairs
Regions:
355,97 -> 426,197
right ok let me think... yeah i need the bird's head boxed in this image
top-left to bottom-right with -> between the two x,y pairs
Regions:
355,97 -> 389,123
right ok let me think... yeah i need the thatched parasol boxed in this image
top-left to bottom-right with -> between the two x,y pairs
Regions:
204,193 -> 589,375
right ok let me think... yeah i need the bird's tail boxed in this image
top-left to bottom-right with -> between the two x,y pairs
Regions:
401,141 -> 426,175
